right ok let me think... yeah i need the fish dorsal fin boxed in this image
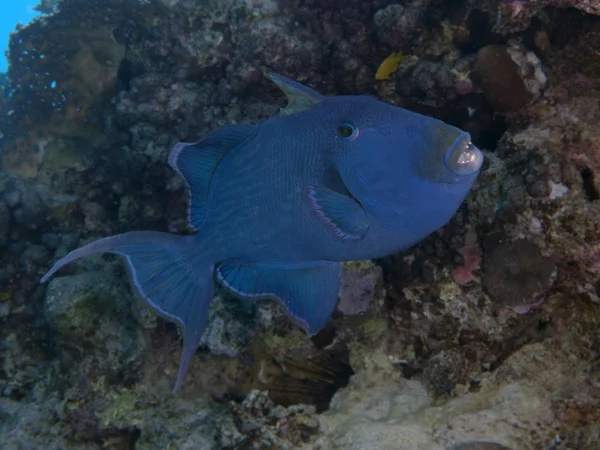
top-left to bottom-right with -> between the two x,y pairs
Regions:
168,124 -> 256,230
216,260 -> 341,335
267,72 -> 325,116
306,186 -> 369,241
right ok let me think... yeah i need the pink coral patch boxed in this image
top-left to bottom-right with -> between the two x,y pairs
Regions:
452,227 -> 481,286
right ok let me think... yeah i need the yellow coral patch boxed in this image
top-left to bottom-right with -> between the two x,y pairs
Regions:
375,52 -> 404,80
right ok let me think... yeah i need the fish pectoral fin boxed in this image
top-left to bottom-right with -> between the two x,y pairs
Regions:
168,123 -> 256,230
306,185 -> 369,241
216,260 -> 340,335
266,72 -> 325,116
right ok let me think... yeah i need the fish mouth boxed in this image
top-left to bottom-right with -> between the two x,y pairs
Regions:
444,133 -> 484,176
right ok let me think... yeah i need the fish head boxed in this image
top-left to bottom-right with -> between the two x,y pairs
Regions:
319,95 -> 483,232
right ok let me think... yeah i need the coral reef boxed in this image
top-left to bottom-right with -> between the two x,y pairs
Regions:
1,0 -> 600,448
494,0 -> 600,34
473,42 -> 547,113
217,390 -> 319,449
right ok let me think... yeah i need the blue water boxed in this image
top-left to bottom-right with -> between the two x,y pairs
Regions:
0,1 -> 40,72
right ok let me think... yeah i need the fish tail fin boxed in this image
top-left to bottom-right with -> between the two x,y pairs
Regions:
41,231 -> 214,392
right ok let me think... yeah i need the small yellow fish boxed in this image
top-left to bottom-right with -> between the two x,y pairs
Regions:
375,52 -> 404,80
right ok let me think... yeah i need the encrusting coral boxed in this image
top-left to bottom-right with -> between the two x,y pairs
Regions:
1,1 -> 600,449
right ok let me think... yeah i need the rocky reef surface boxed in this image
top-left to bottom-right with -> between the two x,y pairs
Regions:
1,0 -> 600,448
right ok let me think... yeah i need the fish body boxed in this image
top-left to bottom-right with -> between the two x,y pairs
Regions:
197,96 -> 475,264
41,73 -> 483,390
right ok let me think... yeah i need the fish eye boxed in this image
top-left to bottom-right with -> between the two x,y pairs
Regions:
337,123 -> 359,140
445,139 -> 484,176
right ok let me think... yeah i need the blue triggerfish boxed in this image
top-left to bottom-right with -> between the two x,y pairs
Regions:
41,73 -> 483,391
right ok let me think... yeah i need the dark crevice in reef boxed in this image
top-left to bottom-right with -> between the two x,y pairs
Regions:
443,97 -> 508,151
462,10 -> 504,53
581,168 -> 600,201
267,352 -> 354,413
116,58 -> 135,92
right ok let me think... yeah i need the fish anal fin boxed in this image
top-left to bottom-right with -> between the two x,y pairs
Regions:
168,124 -> 256,230
216,260 -> 340,335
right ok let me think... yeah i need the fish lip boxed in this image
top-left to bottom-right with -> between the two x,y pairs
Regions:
444,132 -> 484,176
